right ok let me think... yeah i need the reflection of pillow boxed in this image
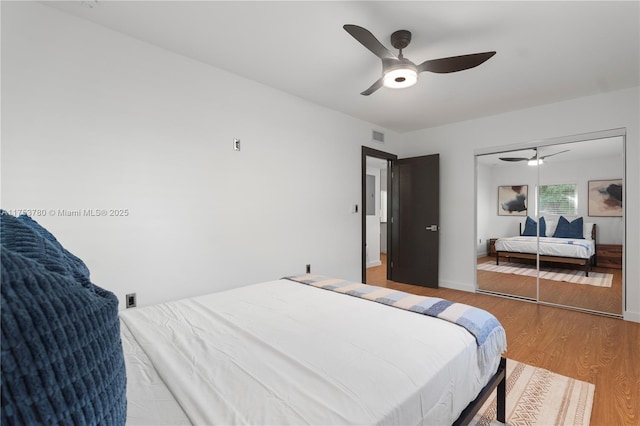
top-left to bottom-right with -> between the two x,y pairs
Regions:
553,216 -> 584,239
1,211 -> 126,425
522,216 -> 546,237
545,221 -> 556,237
583,222 -> 595,239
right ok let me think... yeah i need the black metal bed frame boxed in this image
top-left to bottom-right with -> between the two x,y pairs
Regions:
453,357 -> 507,425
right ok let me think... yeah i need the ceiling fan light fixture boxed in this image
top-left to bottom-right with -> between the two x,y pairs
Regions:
528,158 -> 544,166
383,67 -> 418,89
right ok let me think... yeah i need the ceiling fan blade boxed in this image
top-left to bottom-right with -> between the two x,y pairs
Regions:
540,149 -> 570,160
417,51 -> 496,74
343,24 -> 397,60
360,77 -> 384,96
499,157 -> 528,162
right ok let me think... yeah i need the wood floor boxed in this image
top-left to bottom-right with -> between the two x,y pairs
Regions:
367,254 -> 640,426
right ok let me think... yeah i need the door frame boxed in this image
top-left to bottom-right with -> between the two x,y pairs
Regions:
361,146 -> 397,283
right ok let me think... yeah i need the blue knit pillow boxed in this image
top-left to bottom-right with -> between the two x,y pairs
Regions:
1,211 -> 127,425
1,214 -> 92,289
17,214 -> 91,284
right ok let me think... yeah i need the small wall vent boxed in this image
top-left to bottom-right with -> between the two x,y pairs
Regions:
372,130 -> 385,143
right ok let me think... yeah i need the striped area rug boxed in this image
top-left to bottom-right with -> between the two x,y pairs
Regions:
477,261 -> 612,287
471,359 -> 594,426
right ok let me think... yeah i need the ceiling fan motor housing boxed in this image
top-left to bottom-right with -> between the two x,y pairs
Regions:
390,30 -> 412,50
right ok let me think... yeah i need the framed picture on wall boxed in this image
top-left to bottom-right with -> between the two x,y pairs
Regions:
588,179 -> 622,217
498,185 -> 528,216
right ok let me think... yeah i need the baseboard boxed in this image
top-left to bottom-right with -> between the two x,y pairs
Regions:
439,280 -> 475,293
624,310 -> 640,323
366,260 -> 382,268
477,250 -> 488,258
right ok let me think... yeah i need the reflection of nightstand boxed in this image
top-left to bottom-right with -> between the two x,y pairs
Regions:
488,238 -> 498,256
596,244 -> 622,269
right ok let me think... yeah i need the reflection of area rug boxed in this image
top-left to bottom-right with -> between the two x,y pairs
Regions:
471,359 -> 594,426
477,261 -> 612,287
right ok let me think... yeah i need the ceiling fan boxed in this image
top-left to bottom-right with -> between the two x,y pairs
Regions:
343,24 -> 496,96
499,148 -> 570,165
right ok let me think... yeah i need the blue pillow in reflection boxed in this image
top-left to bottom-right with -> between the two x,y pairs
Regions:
553,216 -> 584,239
522,216 -> 546,237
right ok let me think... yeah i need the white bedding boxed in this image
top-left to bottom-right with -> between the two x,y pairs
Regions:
495,236 -> 595,259
121,279 -> 501,425
121,320 -> 191,425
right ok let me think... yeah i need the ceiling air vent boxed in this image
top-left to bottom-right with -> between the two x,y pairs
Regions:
372,130 -> 385,143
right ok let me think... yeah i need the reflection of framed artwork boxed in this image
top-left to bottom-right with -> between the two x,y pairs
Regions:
498,185 -> 528,216
589,179 -> 622,217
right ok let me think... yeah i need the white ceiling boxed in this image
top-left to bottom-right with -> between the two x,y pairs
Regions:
46,1 -> 639,133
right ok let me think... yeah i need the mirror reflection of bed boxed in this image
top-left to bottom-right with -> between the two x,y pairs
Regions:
476,134 -> 624,317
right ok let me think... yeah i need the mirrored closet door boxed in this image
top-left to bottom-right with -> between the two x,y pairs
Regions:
476,133 -> 624,317
537,137 -> 624,315
476,149 -> 539,301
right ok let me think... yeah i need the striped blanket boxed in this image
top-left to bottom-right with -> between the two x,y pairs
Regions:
284,274 -> 507,375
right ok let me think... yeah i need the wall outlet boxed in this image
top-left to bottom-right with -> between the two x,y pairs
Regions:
126,293 -> 137,309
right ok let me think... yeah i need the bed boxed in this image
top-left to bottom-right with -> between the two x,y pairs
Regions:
122,275 -> 507,425
1,211 -> 508,426
495,216 -> 596,276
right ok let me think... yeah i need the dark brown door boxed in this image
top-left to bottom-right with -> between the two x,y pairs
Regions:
390,154 -> 439,287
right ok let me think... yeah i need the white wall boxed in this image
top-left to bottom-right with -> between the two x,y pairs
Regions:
476,163 -> 493,256
380,167 -> 388,254
1,2 -> 402,307
401,87 -> 640,322
365,166 -> 381,267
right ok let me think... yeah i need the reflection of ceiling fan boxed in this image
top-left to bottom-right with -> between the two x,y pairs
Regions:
343,24 -> 496,96
499,148 -> 569,164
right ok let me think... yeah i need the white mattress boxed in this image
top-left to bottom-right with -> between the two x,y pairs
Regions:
495,236 -> 595,259
121,279 -> 500,425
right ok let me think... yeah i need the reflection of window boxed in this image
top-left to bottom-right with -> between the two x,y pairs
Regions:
380,190 -> 387,223
539,184 -> 577,215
